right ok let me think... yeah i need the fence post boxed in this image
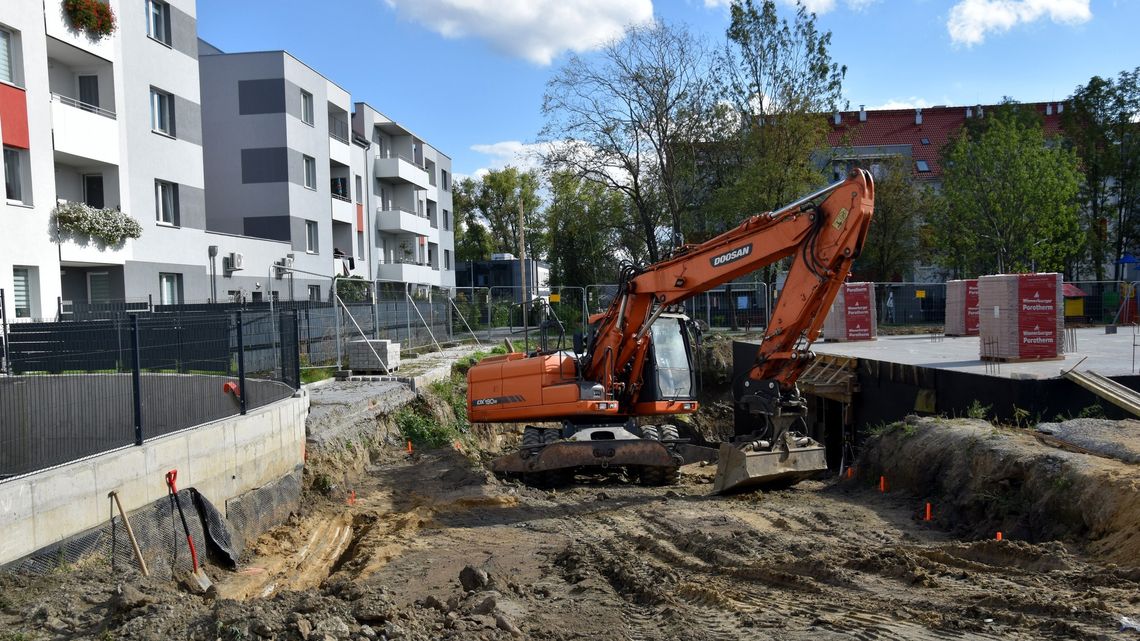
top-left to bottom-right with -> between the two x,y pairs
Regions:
130,314 -> 144,445
333,278 -> 343,370
236,311 -> 247,415
0,288 -> 9,375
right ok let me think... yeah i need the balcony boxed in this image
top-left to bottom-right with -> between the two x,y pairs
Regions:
374,154 -> 430,189
377,261 -> 436,285
376,207 -> 431,237
330,193 -> 354,224
51,94 -> 119,166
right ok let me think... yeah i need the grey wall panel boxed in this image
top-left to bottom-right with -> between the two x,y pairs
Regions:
290,216 -> 309,252
124,262 -> 210,303
284,80 -> 303,119
178,185 -> 207,230
170,5 -> 199,60
174,97 -> 202,146
242,147 -> 290,184
238,79 -> 286,115
244,216 -> 292,242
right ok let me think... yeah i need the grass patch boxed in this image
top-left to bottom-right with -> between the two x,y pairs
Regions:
966,400 -> 991,420
301,367 -> 336,384
395,405 -> 461,449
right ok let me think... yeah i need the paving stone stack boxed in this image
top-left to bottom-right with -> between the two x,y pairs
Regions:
348,339 -> 400,372
822,282 -> 877,341
978,273 -> 1063,360
945,279 -> 980,336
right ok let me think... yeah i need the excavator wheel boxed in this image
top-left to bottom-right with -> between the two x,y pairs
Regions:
520,426 -> 547,487
637,426 -> 680,487
540,428 -> 573,488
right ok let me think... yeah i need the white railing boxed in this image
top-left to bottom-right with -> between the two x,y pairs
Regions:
51,93 -> 116,119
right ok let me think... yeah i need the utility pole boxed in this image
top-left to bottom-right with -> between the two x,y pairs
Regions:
519,196 -> 529,346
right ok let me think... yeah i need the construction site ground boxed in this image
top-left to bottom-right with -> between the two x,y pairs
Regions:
3,353 -> 1140,640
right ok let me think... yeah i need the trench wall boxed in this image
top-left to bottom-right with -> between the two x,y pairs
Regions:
0,390 -> 309,566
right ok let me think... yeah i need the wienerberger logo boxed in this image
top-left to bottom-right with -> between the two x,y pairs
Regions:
711,244 -> 752,268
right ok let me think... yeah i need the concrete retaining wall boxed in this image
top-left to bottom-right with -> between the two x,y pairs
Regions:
0,391 -> 309,566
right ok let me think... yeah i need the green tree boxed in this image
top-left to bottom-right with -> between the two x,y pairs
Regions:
937,106 -> 1082,275
545,172 -> 627,285
453,177 -> 494,261
541,20 -> 716,263
853,157 -> 930,281
695,0 -> 845,282
452,169 -> 545,260
1064,68 -> 1140,280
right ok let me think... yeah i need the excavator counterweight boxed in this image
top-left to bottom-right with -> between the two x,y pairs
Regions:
468,170 -> 875,491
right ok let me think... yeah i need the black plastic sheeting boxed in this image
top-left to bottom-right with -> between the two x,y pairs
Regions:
190,488 -> 238,569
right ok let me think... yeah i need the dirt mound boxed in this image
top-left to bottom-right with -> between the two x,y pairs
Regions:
857,417 -> 1140,567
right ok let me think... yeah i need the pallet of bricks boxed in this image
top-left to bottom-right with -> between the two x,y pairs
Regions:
945,279 -> 980,336
822,282 -> 877,342
978,273 -> 1064,361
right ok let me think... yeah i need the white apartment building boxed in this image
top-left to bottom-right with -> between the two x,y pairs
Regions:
0,1 -> 455,320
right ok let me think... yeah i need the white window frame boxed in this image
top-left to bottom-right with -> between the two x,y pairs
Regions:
303,155 -> 316,190
155,179 -> 177,225
308,284 -> 320,301
0,28 -> 13,85
159,272 -> 183,305
4,146 -> 30,204
305,220 -> 318,254
300,90 -> 314,126
150,87 -> 174,136
12,266 -> 31,318
146,0 -> 171,46
87,271 -> 111,303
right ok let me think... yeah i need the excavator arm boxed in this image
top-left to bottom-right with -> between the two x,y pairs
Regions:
582,169 -> 875,410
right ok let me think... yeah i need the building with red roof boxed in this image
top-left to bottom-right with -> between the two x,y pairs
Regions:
824,102 -> 1066,184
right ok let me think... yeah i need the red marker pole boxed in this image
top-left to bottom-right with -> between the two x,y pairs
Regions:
879,476 -> 887,493
924,502 -> 932,521
996,531 -> 1003,541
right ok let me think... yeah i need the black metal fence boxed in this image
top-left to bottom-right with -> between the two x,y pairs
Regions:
0,308 -> 300,480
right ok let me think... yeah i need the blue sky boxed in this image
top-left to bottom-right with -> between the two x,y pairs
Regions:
196,0 -> 1139,179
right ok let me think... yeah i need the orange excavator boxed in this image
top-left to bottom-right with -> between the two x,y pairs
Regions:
467,170 -> 875,492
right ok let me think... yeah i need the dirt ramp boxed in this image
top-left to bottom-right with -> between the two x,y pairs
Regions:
858,417 -> 1140,567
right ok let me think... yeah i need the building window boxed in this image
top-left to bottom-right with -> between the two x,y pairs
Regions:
0,28 -> 13,85
83,174 -> 104,208
305,220 -> 318,253
915,160 -> 931,173
146,0 -> 171,45
12,266 -> 31,318
303,155 -> 316,189
440,169 -> 450,191
150,88 -> 174,136
87,271 -> 111,303
356,231 -> 364,258
354,175 -> 362,204
159,272 -> 183,305
920,137 -> 930,146
442,209 -> 450,231
4,146 -> 30,204
155,179 -> 178,225
300,90 -> 313,126
308,284 -> 320,301
444,249 -> 451,271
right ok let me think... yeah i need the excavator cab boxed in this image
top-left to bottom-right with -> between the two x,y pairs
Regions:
638,314 -> 699,405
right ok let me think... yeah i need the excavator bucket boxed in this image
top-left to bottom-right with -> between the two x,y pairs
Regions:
712,434 -> 827,494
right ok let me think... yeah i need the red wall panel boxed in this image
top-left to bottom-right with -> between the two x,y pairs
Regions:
0,84 -> 30,149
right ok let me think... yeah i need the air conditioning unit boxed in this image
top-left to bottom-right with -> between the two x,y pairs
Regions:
225,252 -> 244,272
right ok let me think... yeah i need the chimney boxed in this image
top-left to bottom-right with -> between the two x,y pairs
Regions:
859,105 -> 866,122
833,111 -> 841,125
915,108 -> 923,125
1057,103 -> 1064,114
966,106 -> 973,118
1046,103 -> 1053,116
977,105 -> 984,118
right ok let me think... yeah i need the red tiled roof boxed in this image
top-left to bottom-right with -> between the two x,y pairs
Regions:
826,102 -> 1065,179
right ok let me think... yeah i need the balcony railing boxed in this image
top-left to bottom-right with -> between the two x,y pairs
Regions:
378,150 -> 425,169
329,118 -> 350,144
331,193 -> 351,203
51,93 -> 116,119
380,205 -> 428,219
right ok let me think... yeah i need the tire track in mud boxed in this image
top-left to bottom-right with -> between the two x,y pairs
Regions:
547,487 -> 1125,641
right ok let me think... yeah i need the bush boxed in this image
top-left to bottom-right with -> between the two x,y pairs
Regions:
395,406 -> 458,448
54,202 -> 141,246
64,0 -> 116,37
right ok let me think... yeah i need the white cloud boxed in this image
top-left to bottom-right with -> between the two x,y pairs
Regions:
947,0 -> 1091,46
706,0 -> 879,13
382,0 -> 653,65
468,141 -> 548,178
866,97 -> 933,111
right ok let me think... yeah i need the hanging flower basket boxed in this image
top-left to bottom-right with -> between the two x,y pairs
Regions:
54,202 -> 142,246
64,0 -> 117,38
